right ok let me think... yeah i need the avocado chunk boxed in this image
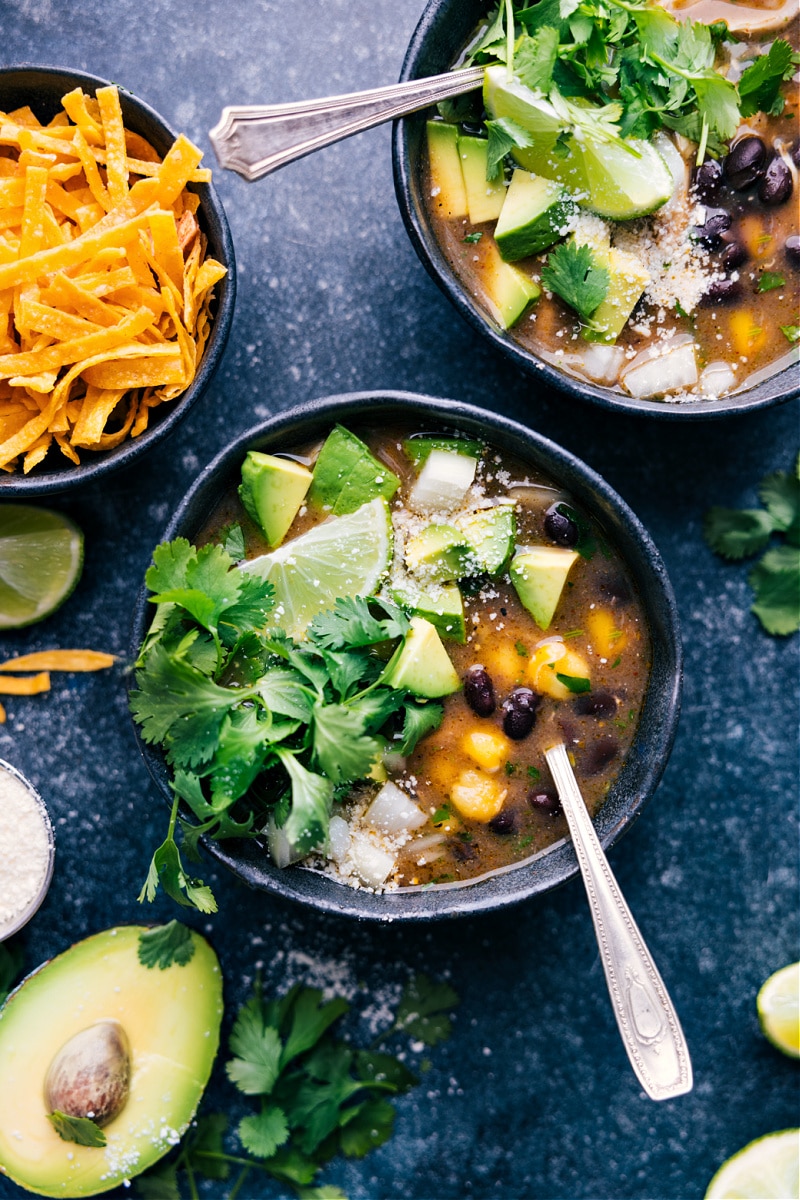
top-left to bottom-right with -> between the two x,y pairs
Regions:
494,171 -> 577,262
309,425 -> 400,515
457,136 -> 506,225
426,121 -> 468,220
383,616 -> 461,697
510,545 -> 580,630
583,247 -> 650,344
403,436 -> 483,470
408,448 -> 478,513
0,925 -> 222,1198
455,505 -> 517,575
482,240 -> 541,330
239,451 -> 312,547
405,524 -> 474,584
393,581 -> 466,643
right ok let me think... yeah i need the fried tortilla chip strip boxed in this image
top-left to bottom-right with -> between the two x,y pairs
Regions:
0,672 -> 50,694
0,650 -> 116,671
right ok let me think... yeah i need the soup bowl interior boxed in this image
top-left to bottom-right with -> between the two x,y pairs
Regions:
391,0 -> 799,419
0,65 -> 236,497
130,390 -> 682,921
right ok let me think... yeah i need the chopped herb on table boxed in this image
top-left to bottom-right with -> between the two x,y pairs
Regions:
135,973 -> 459,1200
704,454 -> 800,635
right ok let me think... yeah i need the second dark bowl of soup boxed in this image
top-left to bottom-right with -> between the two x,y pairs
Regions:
130,391 -> 682,920
392,0 -> 799,418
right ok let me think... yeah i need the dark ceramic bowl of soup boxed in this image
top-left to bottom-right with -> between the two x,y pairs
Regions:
392,0 -> 799,418
0,65 -> 235,495
130,391 -> 682,920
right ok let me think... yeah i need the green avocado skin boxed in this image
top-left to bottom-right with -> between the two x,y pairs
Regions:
403,437 -> 484,469
309,425 -> 400,515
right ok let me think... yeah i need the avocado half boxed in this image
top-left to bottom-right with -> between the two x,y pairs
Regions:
0,925 -> 223,1197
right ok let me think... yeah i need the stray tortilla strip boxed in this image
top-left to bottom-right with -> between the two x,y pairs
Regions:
0,671 -> 50,694
0,649 -> 116,672
0,701 -> 5,723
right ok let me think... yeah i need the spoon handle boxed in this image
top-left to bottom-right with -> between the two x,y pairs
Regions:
208,66 -> 485,181
545,743 -> 692,1101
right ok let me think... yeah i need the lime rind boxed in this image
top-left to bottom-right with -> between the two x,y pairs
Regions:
241,497 -> 393,638
0,506 -> 84,630
757,962 -> 800,1058
705,1129 -> 800,1200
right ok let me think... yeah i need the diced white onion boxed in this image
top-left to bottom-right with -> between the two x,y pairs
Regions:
267,818 -> 305,869
327,815 -> 351,863
579,343 -> 627,385
409,450 -> 477,513
697,361 -> 737,397
410,832 -> 448,864
622,340 -> 698,399
349,836 -> 396,888
365,782 -> 427,835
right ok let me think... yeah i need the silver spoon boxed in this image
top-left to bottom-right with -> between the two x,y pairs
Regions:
208,66 -> 484,181
544,742 -> 693,1101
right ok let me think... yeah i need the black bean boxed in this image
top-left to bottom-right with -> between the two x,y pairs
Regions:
464,665 -> 496,717
701,277 -> 742,305
450,837 -> 478,862
544,503 -> 579,548
573,690 -> 618,719
693,207 -> 731,248
721,239 -> 747,271
786,236 -> 800,270
582,734 -> 619,776
502,688 -> 540,740
598,572 -> 632,605
527,789 -> 561,817
790,139 -> 800,170
759,157 -> 793,206
724,136 -> 767,190
692,158 -> 723,201
488,808 -> 519,835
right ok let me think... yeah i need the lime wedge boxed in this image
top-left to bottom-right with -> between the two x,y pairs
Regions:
758,962 -> 800,1058
483,65 -> 673,220
705,1129 -> 800,1199
241,497 -> 392,638
0,505 -> 84,630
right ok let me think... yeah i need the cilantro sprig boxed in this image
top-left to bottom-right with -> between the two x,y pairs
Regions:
704,454 -> 800,636
541,241 -> 608,324
130,544 -> 446,912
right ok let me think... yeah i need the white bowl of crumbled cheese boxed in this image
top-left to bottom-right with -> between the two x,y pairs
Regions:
0,761 -> 55,941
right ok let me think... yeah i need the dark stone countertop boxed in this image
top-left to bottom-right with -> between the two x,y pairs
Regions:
0,2 -> 798,1198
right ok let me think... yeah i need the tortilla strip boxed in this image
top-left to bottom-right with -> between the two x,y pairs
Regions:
0,649 -> 116,672
0,304 -> 153,377
0,672 -> 50,694
97,86 -> 128,206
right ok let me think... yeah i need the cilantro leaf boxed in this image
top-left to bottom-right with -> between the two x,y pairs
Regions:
485,118 -> 534,181
238,1104 -> 290,1157
281,989 -> 350,1068
515,26 -> 560,92
185,1114 -> 230,1180
739,40 -> 798,118
392,974 -> 459,1046
338,1098 -> 396,1158
308,596 -> 408,651
749,546 -> 800,636
703,506 -> 776,560
47,1111 -> 106,1148
133,1164 -> 180,1199
312,703 -> 382,785
220,522 -> 246,561
541,241 -> 608,323
146,540 -> 241,636
227,993 -> 284,1094
275,751 -> 334,857
555,673 -> 591,693
759,470 -> 800,534
781,325 -> 800,345
139,830 -> 218,914
257,667 -> 315,721
396,701 -> 444,756
757,272 -> 785,293
137,921 -> 195,970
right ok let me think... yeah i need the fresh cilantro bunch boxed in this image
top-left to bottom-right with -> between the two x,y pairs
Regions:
130,538 -> 444,912
704,455 -> 800,636
135,973 -> 459,1200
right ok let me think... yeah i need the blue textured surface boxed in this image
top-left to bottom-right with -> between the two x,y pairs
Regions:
0,1 -> 798,1198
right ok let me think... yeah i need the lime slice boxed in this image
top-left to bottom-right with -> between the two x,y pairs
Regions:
241,497 -> 392,638
483,65 -> 673,220
705,1129 -> 800,1199
0,505 -> 84,630
758,962 -> 800,1058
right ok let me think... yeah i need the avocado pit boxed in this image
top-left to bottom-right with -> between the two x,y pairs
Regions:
44,1020 -> 131,1128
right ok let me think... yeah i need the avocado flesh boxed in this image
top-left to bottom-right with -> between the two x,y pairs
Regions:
426,121 -> 468,220
457,136 -> 506,225
239,451 -> 312,547
494,171 -> 576,262
309,425 -> 400,515
383,616 -> 460,697
455,505 -> 516,575
482,240 -> 541,330
0,926 -> 222,1198
583,247 -> 650,344
405,524 -> 473,585
393,582 -> 466,643
510,546 -> 580,630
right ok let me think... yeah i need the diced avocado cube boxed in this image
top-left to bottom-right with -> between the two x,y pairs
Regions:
403,436 -> 484,470
309,425 -> 400,514
494,170 -> 577,262
405,524 -> 474,584
482,240 -> 541,330
383,616 -> 461,698
583,247 -> 650,344
510,545 -> 579,630
393,582 -> 466,643
408,449 -> 477,513
238,451 -> 312,547
458,136 -> 506,224
427,121 -> 468,220
455,505 -> 516,575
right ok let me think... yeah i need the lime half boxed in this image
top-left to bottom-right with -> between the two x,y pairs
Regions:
705,1129 -> 800,1199
758,962 -> 800,1058
241,497 -> 392,638
0,505 -> 84,630
483,66 -> 673,220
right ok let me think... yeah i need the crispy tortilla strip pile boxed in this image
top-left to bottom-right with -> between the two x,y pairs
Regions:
0,648 -> 115,721
0,86 -> 226,473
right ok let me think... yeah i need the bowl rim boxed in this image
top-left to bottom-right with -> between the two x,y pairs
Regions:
391,0 -> 799,421
129,389 -> 683,922
0,63 -> 237,496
